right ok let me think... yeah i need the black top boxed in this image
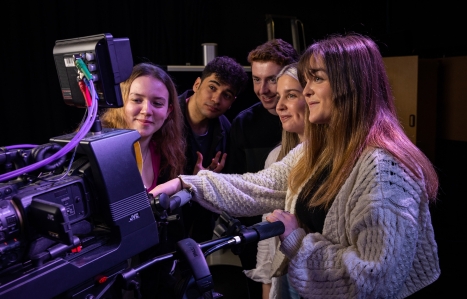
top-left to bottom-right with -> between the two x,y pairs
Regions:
192,125 -> 214,163
226,101 -> 282,174
295,168 -> 330,234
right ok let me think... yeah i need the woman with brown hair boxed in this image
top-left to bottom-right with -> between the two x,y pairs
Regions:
100,62 -> 185,189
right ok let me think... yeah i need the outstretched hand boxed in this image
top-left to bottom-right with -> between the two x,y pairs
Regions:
193,151 -> 227,174
149,178 -> 182,198
266,209 -> 299,242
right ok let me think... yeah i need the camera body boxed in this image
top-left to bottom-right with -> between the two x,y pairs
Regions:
0,128 -> 159,299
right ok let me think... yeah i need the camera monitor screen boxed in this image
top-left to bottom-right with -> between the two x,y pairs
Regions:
53,33 -> 133,108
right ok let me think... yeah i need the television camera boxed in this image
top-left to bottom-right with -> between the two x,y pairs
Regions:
0,33 -> 162,299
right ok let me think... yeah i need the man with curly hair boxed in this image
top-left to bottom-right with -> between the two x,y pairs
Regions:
178,56 -> 248,243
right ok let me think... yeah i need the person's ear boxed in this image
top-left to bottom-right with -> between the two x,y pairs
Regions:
166,103 -> 173,116
192,77 -> 202,92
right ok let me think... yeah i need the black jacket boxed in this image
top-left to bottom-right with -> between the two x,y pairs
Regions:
177,89 -> 231,244
226,101 -> 282,174
178,90 -> 231,175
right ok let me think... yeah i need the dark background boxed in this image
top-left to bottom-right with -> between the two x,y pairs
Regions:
1,0 -> 466,297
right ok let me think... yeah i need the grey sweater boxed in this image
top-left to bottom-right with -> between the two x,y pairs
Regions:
180,145 -> 440,298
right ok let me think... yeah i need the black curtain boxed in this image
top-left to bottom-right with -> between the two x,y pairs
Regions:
2,0 -> 465,146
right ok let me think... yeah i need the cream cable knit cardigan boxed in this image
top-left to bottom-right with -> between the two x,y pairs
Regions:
180,144 -> 440,298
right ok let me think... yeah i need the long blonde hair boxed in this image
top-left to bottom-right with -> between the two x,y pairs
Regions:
100,63 -> 186,178
290,34 -> 438,208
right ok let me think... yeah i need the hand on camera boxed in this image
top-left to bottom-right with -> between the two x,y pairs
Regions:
149,178 -> 182,198
193,151 -> 226,174
266,209 -> 299,242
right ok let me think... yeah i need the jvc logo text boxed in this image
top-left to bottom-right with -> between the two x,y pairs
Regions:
129,212 -> 140,222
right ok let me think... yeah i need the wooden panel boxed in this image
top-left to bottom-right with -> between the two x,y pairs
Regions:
383,56 -> 419,144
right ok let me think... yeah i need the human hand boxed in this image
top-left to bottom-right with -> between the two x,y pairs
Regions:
149,178 -> 182,198
266,210 -> 299,242
193,151 -> 227,174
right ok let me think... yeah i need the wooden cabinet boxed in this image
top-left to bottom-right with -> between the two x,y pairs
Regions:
383,56 -> 438,162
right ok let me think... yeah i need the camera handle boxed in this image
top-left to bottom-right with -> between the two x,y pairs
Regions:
150,189 -> 193,243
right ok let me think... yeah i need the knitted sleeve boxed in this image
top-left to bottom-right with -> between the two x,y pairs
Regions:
280,149 -> 437,299
179,143 -> 303,217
